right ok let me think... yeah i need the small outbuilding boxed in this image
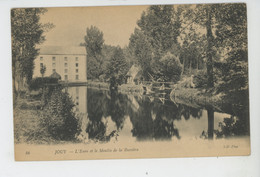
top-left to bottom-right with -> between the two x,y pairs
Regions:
125,64 -> 142,85
49,71 -> 61,80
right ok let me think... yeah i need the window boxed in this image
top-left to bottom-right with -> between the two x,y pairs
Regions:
52,57 -> 56,61
64,57 -> 68,61
76,75 -> 79,80
65,69 -> 68,73
40,63 -> 43,67
75,57 -> 79,61
52,69 -> 56,73
76,69 -> 78,73
40,57 -> 43,61
75,63 -> 78,67
64,75 -> 68,80
52,63 -> 56,67
64,63 -> 68,67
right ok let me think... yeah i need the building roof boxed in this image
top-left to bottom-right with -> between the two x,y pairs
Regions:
39,46 -> 86,55
126,64 -> 141,79
49,72 -> 61,80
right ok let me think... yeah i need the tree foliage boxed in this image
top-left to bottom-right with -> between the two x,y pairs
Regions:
106,47 -> 129,84
129,28 -> 153,80
84,26 -> 105,79
77,4 -> 248,106
29,77 -> 58,91
128,5 -> 183,81
11,8 -> 54,95
157,52 -> 182,82
42,88 -> 80,141
177,3 -> 247,89
137,5 -> 181,59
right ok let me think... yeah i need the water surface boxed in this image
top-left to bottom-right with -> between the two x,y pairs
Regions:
67,86 -> 250,143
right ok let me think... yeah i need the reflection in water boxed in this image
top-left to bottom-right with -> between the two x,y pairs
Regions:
67,86 -> 250,143
207,106 -> 214,139
215,105 -> 250,138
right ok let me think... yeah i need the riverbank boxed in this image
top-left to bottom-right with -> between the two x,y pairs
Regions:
66,80 -> 245,113
84,81 -> 227,111
171,87 -> 224,111
13,96 -> 77,144
13,97 -> 54,144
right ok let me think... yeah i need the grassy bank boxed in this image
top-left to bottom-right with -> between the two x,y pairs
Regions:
171,88 -> 224,111
171,86 -> 248,115
13,89 -> 81,144
13,97 -> 57,144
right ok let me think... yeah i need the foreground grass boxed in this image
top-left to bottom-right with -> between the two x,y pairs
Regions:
14,97 -> 62,144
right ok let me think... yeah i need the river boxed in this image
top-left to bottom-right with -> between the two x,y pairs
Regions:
66,86 -> 250,143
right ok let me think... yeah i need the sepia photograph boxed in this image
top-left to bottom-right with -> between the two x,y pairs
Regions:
11,3 -> 250,161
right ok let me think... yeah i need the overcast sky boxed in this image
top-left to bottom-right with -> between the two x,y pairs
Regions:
40,5 -> 148,48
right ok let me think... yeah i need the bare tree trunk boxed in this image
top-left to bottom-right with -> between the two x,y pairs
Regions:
207,106 -> 214,139
206,7 -> 214,88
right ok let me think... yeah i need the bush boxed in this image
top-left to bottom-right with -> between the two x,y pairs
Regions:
29,77 -> 59,91
158,52 -> 182,82
42,88 -> 81,141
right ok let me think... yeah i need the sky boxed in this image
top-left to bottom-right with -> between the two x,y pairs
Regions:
40,5 -> 148,48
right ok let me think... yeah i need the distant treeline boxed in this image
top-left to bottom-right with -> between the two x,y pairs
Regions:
81,4 -> 247,95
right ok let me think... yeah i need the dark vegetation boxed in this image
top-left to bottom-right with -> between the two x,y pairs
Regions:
41,87 -> 81,141
15,81 -> 81,144
29,77 -> 59,91
80,4 -> 248,106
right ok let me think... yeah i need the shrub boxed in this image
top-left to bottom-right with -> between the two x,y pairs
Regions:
29,77 -> 59,91
42,88 -> 81,141
158,52 -> 182,82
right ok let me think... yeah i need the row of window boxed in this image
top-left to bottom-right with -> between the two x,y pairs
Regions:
51,69 -> 79,73
40,64 -> 79,71
64,75 -> 79,80
40,63 -> 78,67
51,63 -> 79,67
40,56 -> 79,61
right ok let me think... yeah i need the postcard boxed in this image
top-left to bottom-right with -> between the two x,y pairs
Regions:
12,4 -> 250,161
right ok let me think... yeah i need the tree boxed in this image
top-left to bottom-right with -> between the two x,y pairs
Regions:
106,47 -> 128,85
99,45 -> 118,80
137,5 -> 181,59
40,64 -> 46,77
180,4 -> 216,88
215,50 -> 248,106
214,4 -> 247,51
11,8 -> 53,97
157,52 -> 182,82
179,17 -> 207,75
83,26 -> 105,79
192,4 -> 247,88
128,5 -> 183,81
43,88 -> 80,140
214,4 -> 248,100
129,28 -> 153,80
205,6 -> 215,88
